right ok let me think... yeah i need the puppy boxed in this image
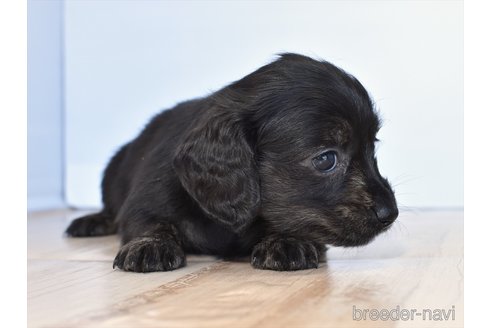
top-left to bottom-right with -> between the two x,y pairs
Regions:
65,53 -> 398,272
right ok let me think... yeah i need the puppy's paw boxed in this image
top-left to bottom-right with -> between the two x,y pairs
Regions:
113,237 -> 186,273
251,237 -> 321,271
65,213 -> 116,237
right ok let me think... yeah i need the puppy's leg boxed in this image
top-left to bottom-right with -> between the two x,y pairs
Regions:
66,144 -> 128,238
65,210 -> 117,237
113,222 -> 186,273
251,236 -> 326,271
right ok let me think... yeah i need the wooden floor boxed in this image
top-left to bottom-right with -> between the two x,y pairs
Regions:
28,209 -> 463,328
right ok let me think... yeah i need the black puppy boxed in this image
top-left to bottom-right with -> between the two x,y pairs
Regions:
66,53 -> 398,272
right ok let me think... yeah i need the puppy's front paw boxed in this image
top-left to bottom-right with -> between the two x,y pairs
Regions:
113,237 -> 186,272
251,237 -> 321,271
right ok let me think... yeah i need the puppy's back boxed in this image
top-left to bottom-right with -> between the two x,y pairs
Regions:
101,98 -> 206,216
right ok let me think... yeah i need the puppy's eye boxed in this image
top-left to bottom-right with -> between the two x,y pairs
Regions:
312,151 -> 338,172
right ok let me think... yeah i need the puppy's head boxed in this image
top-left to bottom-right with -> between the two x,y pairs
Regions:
174,53 -> 398,247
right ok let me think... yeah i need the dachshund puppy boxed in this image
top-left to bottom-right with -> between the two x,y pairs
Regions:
66,53 -> 398,272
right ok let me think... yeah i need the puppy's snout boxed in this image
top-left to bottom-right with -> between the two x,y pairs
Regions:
373,205 -> 398,226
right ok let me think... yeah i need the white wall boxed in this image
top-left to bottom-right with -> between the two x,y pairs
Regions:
65,0 -> 463,209
27,0 -> 64,210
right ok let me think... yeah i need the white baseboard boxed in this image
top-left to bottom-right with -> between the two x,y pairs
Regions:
28,196 -> 66,212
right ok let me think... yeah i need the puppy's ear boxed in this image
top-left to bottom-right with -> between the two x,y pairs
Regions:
173,105 -> 260,233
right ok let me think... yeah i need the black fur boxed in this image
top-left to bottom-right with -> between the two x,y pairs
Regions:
65,53 -> 398,272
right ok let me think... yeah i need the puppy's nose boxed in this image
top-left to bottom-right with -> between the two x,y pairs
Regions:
373,206 -> 398,226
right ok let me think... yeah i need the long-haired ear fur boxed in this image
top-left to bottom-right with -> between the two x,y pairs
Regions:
173,101 -> 260,233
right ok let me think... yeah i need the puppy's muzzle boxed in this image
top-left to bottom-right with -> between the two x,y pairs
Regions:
369,176 -> 399,227
372,204 -> 399,227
